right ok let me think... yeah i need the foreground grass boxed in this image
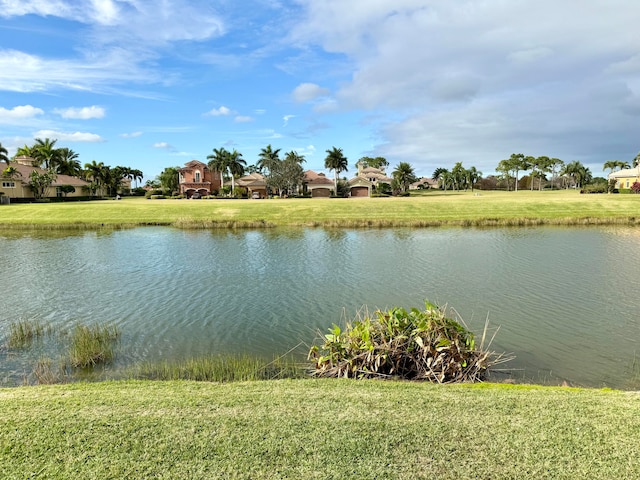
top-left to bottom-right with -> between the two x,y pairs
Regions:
1,380 -> 640,479
0,190 -> 639,229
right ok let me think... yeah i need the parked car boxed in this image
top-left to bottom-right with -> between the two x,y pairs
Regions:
192,192 -> 201,199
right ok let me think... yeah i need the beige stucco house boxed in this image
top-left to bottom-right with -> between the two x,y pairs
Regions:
303,170 -> 334,197
347,165 -> 393,197
0,157 -> 93,201
609,168 -> 640,190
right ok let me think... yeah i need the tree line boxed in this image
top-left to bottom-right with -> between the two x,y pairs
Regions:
0,139 -> 143,199
153,146 -> 421,197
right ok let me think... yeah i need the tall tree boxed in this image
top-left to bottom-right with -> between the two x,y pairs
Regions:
547,158 -> 564,190
159,167 -> 180,195
432,167 -> 450,192
561,161 -> 591,189
131,169 -> 144,188
257,144 -> 281,176
227,149 -> 246,194
207,147 -> 231,191
392,162 -> 417,193
496,159 -> 514,191
451,162 -> 468,190
505,153 -> 526,192
357,156 -> 389,170
324,147 -> 348,196
466,166 -> 482,192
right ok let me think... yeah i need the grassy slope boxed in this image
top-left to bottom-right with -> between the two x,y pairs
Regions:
2,379 -> 640,479
0,190 -> 639,228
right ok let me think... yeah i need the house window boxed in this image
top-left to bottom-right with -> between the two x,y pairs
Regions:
2,181 -> 15,188
626,180 -> 630,188
195,171 -> 201,182
179,173 -> 184,183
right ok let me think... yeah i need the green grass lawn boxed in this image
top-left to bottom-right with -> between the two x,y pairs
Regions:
2,379 -> 639,479
1,190 -> 639,228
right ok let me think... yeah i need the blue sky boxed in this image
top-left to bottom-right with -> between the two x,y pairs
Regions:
1,0 -> 640,181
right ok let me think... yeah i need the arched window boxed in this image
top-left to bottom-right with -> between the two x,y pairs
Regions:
195,170 -> 201,182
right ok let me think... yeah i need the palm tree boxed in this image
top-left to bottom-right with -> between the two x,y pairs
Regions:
257,144 -> 281,175
392,162 -> 417,193
15,144 -> 36,158
0,142 -> 8,163
561,161 -> 590,189
84,160 -> 106,195
131,169 -> 144,188
227,149 -> 246,194
34,137 -> 59,170
466,166 -> 482,192
57,148 -> 81,176
548,158 -> 564,190
324,147 -> 348,196
207,147 -> 231,192
432,167 -> 449,192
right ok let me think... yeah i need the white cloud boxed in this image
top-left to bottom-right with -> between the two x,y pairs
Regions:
153,142 -> 173,149
0,1 -> 225,43
292,83 -> 330,103
33,129 -> 104,142
54,106 -> 105,119
289,0 -> 640,173
282,115 -> 295,126
206,106 -> 233,116
0,105 -> 44,123
234,115 -> 254,123
120,131 -> 143,138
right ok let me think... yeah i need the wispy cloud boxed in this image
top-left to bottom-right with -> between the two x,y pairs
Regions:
152,141 -> 176,152
33,129 -> 104,142
234,115 -> 254,123
120,131 -> 143,138
282,114 -> 295,127
53,105 -> 105,119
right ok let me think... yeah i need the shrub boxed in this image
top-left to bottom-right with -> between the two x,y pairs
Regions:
580,184 -> 608,194
632,182 -> 640,194
145,189 -> 164,199
309,302 -> 507,383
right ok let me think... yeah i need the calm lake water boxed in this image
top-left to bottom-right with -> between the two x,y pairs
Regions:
1,226 -> 639,388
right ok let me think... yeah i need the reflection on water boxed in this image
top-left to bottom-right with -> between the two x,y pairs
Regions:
1,226 -> 640,388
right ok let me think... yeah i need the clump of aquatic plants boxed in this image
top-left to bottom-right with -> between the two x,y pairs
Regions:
67,324 -> 120,368
131,354 -> 305,382
7,320 -> 51,349
309,302 -> 508,383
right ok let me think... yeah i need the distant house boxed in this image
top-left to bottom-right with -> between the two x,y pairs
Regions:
347,165 -> 393,197
409,177 -> 438,190
303,170 -> 334,197
0,157 -> 93,200
236,172 -> 268,198
609,168 -> 640,190
178,160 -> 221,198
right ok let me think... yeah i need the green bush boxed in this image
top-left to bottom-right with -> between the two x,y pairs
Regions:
309,302 -> 506,383
145,189 -> 164,199
580,184 -> 608,194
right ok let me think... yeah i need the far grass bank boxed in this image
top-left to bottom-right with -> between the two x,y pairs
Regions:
2,379 -> 639,479
0,190 -> 639,230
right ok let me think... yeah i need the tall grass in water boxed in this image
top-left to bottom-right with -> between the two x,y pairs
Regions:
7,320 -> 50,348
132,354 -> 305,382
68,324 -> 120,368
